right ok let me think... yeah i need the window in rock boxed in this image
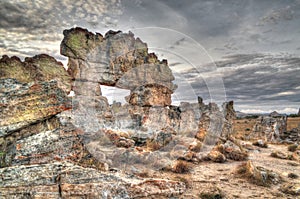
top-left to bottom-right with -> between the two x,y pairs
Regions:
100,85 -> 130,105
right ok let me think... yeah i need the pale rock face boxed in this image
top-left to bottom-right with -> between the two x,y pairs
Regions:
128,84 -> 173,106
0,27 -> 237,198
0,161 -> 186,198
0,54 -> 72,93
61,27 -> 176,106
0,79 -> 71,136
251,116 -> 287,142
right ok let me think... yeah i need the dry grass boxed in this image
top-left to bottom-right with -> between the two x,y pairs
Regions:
172,160 -> 191,174
252,140 -> 268,148
189,141 -> 202,153
287,117 -> 300,131
173,176 -> 192,189
233,119 -> 257,140
288,144 -> 299,152
235,161 -> 282,187
146,140 -> 162,151
198,184 -> 224,199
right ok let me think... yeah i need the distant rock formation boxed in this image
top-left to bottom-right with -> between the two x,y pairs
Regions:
251,116 -> 287,142
269,111 -> 285,117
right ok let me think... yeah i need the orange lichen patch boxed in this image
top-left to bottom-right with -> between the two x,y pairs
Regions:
29,84 -> 42,91
16,155 -> 28,160
195,129 -> 207,141
16,144 -> 22,151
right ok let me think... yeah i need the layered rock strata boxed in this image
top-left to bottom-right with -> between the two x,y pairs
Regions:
0,27 -> 237,198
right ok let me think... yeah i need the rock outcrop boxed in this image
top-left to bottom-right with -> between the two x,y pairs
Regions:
236,160 -> 282,187
0,54 -> 72,93
0,79 -> 71,137
0,161 -> 186,198
61,27 -> 176,107
0,27 -> 237,198
251,116 -> 287,142
280,128 -> 300,143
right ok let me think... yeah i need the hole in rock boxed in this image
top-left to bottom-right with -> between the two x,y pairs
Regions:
100,85 -> 130,105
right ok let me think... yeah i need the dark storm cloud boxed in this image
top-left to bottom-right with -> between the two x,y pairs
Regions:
0,0 -> 122,59
119,0 -> 300,60
181,53 -> 300,112
0,0 -> 122,32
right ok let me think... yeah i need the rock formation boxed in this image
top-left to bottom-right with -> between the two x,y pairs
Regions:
0,54 -> 72,93
0,27 -> 237,198
0,79 -> 70,137
251,116 -> 287,142
61,27 -> 176,107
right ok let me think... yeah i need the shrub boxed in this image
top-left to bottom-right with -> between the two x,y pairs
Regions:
288,173 -> 298,179
172,160 -> 191,173
288,144 -> 298,152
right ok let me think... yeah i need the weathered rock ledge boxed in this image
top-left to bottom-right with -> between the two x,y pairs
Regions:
0,27 -> 239,198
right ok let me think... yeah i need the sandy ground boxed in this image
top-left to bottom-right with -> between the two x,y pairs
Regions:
149,117 -> 300,199
149,143 -> 299,198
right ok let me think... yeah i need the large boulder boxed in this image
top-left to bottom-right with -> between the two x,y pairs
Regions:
0,161 -> 186,198
0,54 -> 72,93
252,116 -> 287,142
0,79 -> 71,137
61,27 -> 176,106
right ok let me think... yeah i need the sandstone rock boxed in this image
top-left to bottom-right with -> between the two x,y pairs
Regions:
207,150 -> 226,163
116,62 -> 176,92
253,139 -> 268,148
291,151 -> 300,162
146,127 -> 176,151
170,145 -> 189,160
270,151 -> 290,160
0,161 -> 186,198
220,140 -> 249,161
196,103 -> 225,146
0,54 -> 72,93
251,116 -> 287,142
198,184 -> 225,199
280,128 -> 300,143
279,182 -> 300,196
128,179 -> 186,198
221,101 -> 236,138
0,79 -> 71,136
188,140 -> 202,152
179,102 -> 202,135
128,84 -> 172,106
104,129 -> 135,148
61,27 -> 176,106
236,160 -> 282,187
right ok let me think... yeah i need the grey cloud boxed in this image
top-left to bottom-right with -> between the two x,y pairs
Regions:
258,5 -> 295,26
181,53 -> 300,111
0,0 -> 123,60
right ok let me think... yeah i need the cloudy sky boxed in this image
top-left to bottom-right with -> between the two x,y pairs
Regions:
1,0 -> 299,113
